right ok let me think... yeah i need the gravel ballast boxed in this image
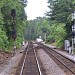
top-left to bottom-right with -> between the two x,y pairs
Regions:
0,49 -> 23,75
37,49 -> 66,75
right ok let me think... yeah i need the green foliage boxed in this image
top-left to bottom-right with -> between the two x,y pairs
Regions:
0,0 -> 27,51
47,0 -> 75,23
47,0 -> 75,36
53,23 -> 67,47
25,16 -> 67,48
46,0 -> 75,47
0,28 -> 9,51
47,23 -> 67,47
25,17 -> 50,40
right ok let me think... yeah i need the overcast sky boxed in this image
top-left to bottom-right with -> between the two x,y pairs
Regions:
25,0 -> 49,20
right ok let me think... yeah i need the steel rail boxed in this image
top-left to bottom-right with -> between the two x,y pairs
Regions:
44,46 -> 75,75
20,48 -> 28,75
34,48 -> 42,75
45,45 -> 75,63
20,44 -> 42,75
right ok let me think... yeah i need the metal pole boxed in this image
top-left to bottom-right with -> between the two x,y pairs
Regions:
14,41 -> 16,55
72,38 -> 74,55
71,11 -> 75,55
11,9 -> 16,55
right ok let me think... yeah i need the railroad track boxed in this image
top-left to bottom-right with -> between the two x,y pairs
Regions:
39,44 -> 75,75
19,42 -> 42,75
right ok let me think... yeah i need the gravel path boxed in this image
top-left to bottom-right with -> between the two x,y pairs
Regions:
0,49 -> 23,75
0,42 -> 28,75
37,49 -> 66,75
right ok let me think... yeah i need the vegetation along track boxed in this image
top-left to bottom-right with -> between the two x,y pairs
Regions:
18,42 -> 42,75
38,43 -> 75,75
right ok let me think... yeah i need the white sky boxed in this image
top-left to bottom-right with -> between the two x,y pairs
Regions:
25,0 -> 49,20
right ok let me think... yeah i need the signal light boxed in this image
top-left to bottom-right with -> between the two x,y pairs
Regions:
11,9 -> 16,17
72,31 -> 75,38
12,30 -> 16,41
12,22 -> 15,25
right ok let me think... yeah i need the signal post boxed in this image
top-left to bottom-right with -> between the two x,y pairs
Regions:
11,9 -> 16,55
71,11 -> 75,55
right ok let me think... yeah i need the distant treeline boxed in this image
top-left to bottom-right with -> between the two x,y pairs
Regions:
25,0 -> 75,48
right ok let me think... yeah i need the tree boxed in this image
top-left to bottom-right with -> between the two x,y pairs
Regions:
0,0 -> 27,51
24,17 -> 50,41
47,0 -> 75,39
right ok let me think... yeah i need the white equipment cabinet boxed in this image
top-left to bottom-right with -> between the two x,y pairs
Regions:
65,40 -> 70,51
